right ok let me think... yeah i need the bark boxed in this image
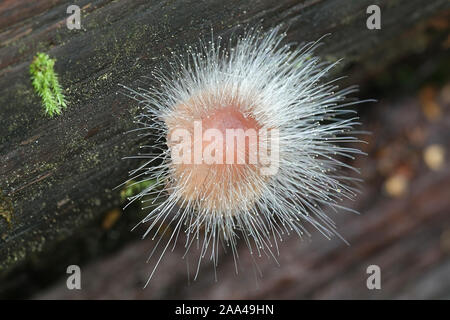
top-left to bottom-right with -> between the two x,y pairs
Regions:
0,0 -> 448,297
33,81 -> 450,299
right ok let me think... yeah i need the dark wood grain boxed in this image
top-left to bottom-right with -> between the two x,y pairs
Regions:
33,82 -> 450,299
0,0 -> 449,297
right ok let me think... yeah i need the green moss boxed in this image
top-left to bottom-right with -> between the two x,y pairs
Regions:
29,52 -> 67,117
120,180 -> 156,202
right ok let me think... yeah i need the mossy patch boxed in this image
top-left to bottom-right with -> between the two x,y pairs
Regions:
29,53 -> 67,117
120,179 -> 156,202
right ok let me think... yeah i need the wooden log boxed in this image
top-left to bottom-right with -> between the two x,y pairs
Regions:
0,0 -> 448,296
33,81 -> 450,299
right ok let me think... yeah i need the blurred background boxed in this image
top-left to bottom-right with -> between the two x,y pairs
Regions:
0,0 -> 449,299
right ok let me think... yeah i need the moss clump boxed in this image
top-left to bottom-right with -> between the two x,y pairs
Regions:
29,53 -> 67,117
120,180 -> 155,203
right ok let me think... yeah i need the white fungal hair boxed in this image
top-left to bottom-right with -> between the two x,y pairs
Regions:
120,26 -> 365,286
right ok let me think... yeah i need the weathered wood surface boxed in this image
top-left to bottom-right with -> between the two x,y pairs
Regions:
34,82 -> 450,299
0,0 -> 449,297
